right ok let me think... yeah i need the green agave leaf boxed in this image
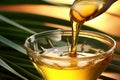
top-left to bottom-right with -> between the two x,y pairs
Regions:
0,14 -> 36,34
111,59 -> 120,66
0,35 -> 26,54
0,57 -> 43,80
1,55 -> 36,69
0,72 -> 17,80
0,26 -> 30,39
0,54 -> 32,66
82,25 -> 120,42
107,63 -> 120,73
0,45 -> 28,57
0,48 -> 40,77
0,20 -> 55,37
0,58 -> 28,80
1,11 -> 119,41
0,11 -> 71,27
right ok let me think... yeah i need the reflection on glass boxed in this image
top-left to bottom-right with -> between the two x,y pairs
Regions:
24,30 -> 116,80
